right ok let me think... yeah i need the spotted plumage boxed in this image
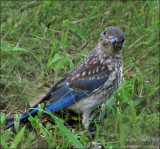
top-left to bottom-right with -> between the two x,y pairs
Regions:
5,26 -> 125,130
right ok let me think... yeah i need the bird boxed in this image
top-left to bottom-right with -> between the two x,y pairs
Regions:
4,26 -> 125,130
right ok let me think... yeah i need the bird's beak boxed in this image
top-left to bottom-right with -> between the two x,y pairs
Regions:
109,39 -> 116,44
104,38 -> 109,41
104,38 -> 116,44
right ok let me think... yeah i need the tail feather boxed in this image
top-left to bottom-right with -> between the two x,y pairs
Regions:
4,83 -> 88,130
4,108 -> 39,130
4,90 -> 78,130
4,121 -> 15,130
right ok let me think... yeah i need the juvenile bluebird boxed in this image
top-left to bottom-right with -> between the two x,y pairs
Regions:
5,27 -> 125,130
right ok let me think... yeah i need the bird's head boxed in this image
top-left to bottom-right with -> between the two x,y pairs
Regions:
99,27 -> 125,55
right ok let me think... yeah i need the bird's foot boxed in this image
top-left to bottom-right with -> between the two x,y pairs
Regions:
87,142 -> 103,149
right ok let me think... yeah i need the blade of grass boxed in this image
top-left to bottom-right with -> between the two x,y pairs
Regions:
1,137 -> 9,149
46,111 -> 84,148
9,126 -> 26,148
63,20 -> 87,41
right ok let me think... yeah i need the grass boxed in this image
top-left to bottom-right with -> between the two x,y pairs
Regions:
0,1 -> 159,148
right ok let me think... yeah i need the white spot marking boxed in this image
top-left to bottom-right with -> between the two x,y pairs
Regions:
106,59 -> 111,63
96,67 -> 99,73
103,54 -> 107,58
88,71 -> 91,75
85,61 -> 88,64
108,66 -> 113,71
92,61 -> 97,65
71,77 -> 75,81
112,71 -> 116,75
80,64 -> 83,67
82,72 -> 86,77
101,66 -> 105,70
77,74 -> 80,77
100,59 -> 104,64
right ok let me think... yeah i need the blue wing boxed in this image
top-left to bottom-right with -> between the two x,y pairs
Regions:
5,51 -> 110,130
4,80 -> 90,129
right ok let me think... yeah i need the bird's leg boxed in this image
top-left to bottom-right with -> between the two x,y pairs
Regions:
83,110 -> 104,148
83,111 -> 104,148
82,111 -> 94,129
82,111 -> 95,141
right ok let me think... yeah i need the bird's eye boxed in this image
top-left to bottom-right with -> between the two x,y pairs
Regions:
103,30 -> 107,35
121,39 -> 124,43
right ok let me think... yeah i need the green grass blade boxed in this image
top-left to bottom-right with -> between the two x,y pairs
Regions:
47,111 -> 84,148
9,126 -> 26,148
1,137 -> 9,149
63,20 -> 87,40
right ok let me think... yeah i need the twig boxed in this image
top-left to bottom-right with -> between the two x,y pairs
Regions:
28,33 -> 51,41
19,1 -> 39,14
0,59 -> 9,70
15,23 -> 32,48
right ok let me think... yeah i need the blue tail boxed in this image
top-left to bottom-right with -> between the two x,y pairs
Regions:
4,84 -> 88,130
4,108 -> 39,130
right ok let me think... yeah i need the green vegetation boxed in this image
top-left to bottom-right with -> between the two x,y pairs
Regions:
1,1 -> 159,148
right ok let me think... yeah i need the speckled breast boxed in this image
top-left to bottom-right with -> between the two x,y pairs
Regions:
98,58 -> 122,99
